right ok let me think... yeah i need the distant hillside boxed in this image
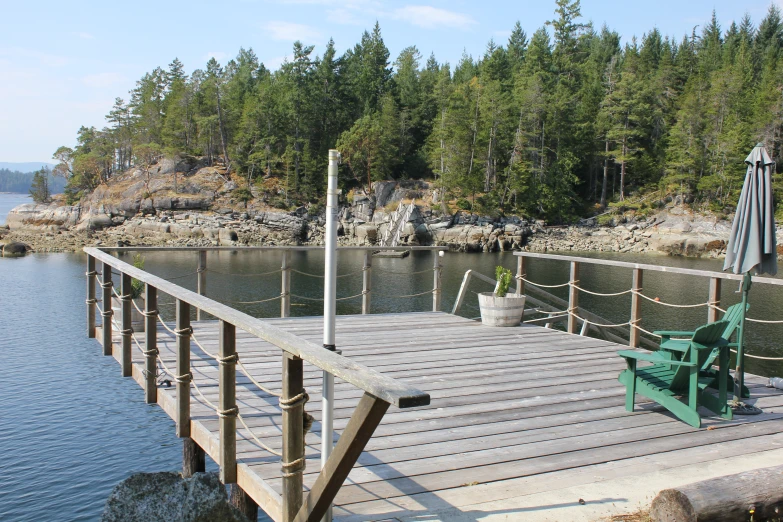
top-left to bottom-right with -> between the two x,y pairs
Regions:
0,168 -> 66,194
0,162 -> 55,172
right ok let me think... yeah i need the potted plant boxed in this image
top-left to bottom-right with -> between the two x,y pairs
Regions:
112,254 -> 146,333
477,266 -> 526,326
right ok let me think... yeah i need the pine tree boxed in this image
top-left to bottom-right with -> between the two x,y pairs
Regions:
29,167 -> 51,203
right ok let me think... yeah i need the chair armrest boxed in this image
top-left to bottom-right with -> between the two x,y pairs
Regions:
658,341 -> 689,353
617,350 -> 697,367
653,330 -> 695,338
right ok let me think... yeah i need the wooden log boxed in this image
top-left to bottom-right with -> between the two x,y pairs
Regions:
87,255 -> 96,338
281,353 -> 305,522
294,393 -> 390,522
197,250 -> 206,321
362,251 -> 371,314
708,277 -> 721,323
650,465 -> 783,522
567,261 -> 580,334
144,285 -> 157,404
101,261 -> 113,356
281,249 -> 291,318
432,252 -> 442,312
515,256 -> 526,296
176,299 -> 191,438
629,268 -> 643,348
120,273 -> 133,377
182,438 -> 205,477
229,484 -> 259,521
219,320 -> 237,484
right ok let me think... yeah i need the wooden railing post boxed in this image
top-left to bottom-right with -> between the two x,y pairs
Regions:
281,353 -> 305,522
433,251 -> 442,312
120,272 -> 133,377
630,268 -> 643,348
708,277 -> 721,323
362,251 -> 372,314
87,255 -> 96,338
281,250 -> 291,318
175,299 -> 191,438
183,438 -> 205,477
567,261 -> 580,334
219,320 -> 237,484
101,262 -> 113,356
516,255 -> 526,296
144,285 -> 158,404
197,250 -> 207,321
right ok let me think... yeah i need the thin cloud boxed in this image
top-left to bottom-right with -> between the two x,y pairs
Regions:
263,21 -> 322,42
0,47 -> 68,67
76,32 -> 94,40
392,5 -> 476,30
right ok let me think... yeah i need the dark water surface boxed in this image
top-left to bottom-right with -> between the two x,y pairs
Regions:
2,248 -> 783,520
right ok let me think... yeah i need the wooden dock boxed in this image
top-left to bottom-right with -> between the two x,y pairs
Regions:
100,310 -> 783,521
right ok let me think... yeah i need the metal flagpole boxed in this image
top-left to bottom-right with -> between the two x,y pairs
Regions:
321,149 -> 340,522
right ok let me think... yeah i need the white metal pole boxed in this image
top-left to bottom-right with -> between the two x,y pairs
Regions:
321,149 -> 340,522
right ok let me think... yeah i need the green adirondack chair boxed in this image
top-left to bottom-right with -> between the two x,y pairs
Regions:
653,302 -> 750,398
618,320 -> 732,428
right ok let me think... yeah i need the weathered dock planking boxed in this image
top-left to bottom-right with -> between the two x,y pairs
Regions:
96,310 -> 783,521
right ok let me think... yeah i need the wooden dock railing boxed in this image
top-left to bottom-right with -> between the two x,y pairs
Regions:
512,251 -> 783,347
84,246 -> 433,522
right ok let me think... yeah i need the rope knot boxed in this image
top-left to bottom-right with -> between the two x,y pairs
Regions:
142,348 -> 160,357
85,271 -> 98,277
100,281 -> 114,289
174,372 -> 193,384
279,391 -> 309,410
100,310 -> 114,318
174,326 -> 193,337
142,309 -> 158,317
86,298 -> 98,305
120,328 -> 134,335
218,406 -> 239,418
218,353 -> 239,365
281,457 -> 306,478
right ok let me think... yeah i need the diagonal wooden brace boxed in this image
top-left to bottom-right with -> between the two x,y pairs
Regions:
293,393 -> 390,522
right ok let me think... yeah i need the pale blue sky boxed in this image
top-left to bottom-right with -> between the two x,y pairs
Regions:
0,0 -> 777,163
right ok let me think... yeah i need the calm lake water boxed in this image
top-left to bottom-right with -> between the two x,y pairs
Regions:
2,199 -> 783,519
0,193 -> 30,225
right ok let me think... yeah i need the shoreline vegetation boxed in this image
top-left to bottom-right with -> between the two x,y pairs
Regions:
39,1 -> 783,228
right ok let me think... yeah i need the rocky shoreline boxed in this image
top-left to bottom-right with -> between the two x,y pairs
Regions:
1,160 -> 781,259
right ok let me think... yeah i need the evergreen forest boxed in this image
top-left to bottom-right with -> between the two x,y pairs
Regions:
52,0 -> 783,222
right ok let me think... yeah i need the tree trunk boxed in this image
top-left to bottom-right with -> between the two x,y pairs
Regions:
216,89 -> 230,166
650,465 -> 783,522
601,140 -> 609,208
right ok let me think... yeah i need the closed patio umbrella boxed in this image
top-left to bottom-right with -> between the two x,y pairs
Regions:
723,143 -> 777,409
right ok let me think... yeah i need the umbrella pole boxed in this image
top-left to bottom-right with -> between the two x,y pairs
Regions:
733,272 -> 751,403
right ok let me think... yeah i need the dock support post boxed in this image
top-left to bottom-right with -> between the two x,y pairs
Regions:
708,277 -> 721,323
515,256 -> 526,296
281,353 -> 305,522
230,486 -> 259,521
362,251 -> 372,314
567,261 -> 580,334
433,251 -> 442,312
87,255 -> 96,338
182,438 -> 205,477
197,250 -> 206,321
144,285 -> 158,404
120,273 -> 133,377
175,299 -> 191,438
630,268 -> 643,348
281,250 -> 291,318
101,262 -> 113,356
219,320 -> 237,484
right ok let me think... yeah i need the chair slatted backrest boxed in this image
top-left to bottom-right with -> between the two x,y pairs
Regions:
719,303 -> 749,342
669,321 -> 729,390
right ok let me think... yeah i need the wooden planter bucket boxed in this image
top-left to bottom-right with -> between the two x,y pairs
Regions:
477,292 -> 526,327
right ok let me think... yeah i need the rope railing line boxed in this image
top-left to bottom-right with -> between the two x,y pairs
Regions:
729,348 -> 783,360
291,268 -> 364,279
633,324 -> 663,339
631,290 -> 708,308
207,268 -> 282,278
745,317 -> 783,325
161,271 -> 199,281
568,311 -> 632,329
516,276 -> 570,289
236,360 -> 282,398
387,289 -> 434,299
237,412 -> 283,457
190,331 -> 217,360
220,294 -> 283,305
291,293 -> 366,302
377,268 -> 434,276
571,285 -> 633,297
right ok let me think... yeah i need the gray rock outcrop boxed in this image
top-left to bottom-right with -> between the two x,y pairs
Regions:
101,472 -> 250,522
1,241 -> 31,256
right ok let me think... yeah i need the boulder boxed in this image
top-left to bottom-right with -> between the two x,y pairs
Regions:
355,223 -> 378,243
1,241 -> 31,256
219,229 -> 238,243
254,212 -> 306,238
101,472 -> 249,522
374,181 -> 397,208
6,203 -> 81,231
